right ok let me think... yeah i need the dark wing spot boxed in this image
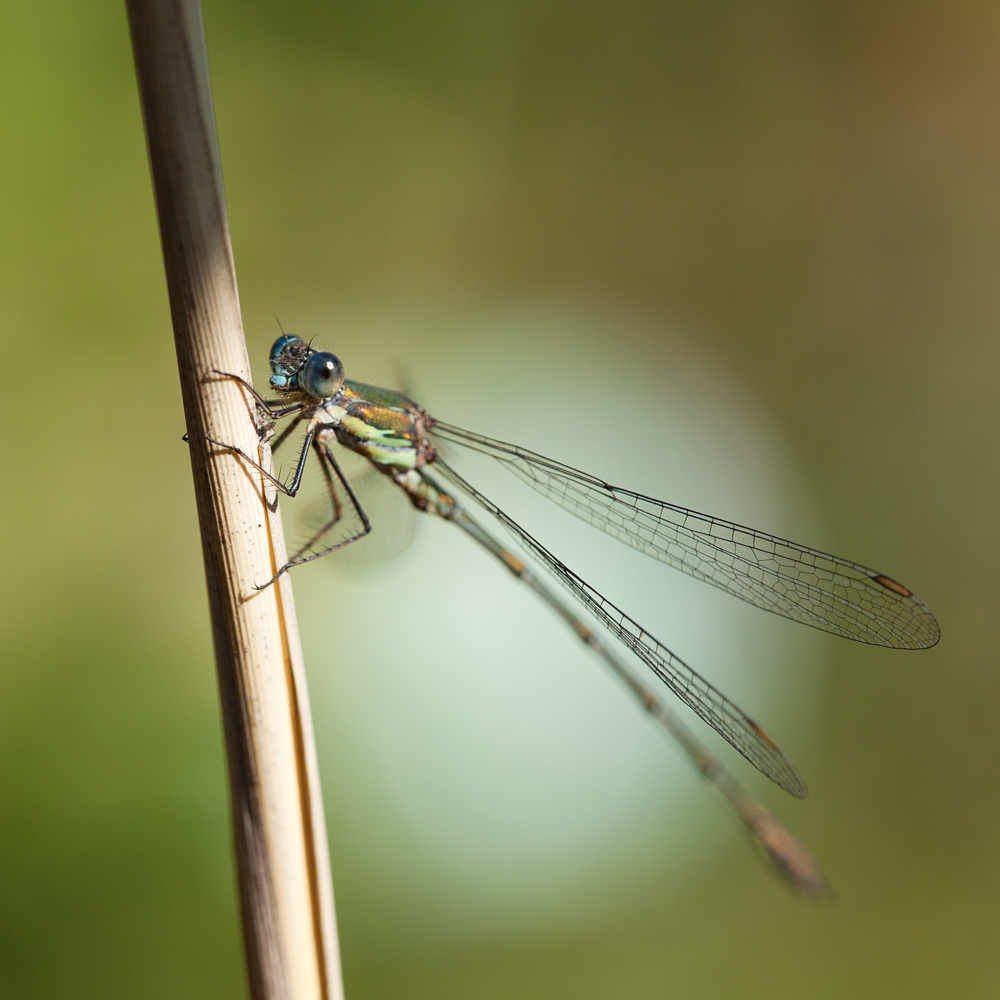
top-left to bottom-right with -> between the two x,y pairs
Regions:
873,574 -> 912,598
748,719 -> 781,752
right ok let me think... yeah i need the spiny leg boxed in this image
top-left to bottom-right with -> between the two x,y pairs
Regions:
286,438 -> 347,564
207,424 -> 317,499
253,436 -> 372,590
415,469 -> 827,897
212,368 -> 305,419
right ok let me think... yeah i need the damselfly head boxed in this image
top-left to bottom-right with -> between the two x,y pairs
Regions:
268,334 -> 345,399
268,334 -> 311,391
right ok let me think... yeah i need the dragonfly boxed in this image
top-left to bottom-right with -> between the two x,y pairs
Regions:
209,333 -> 940,897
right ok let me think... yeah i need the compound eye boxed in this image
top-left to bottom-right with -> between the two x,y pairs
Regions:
301,351 -> 344,399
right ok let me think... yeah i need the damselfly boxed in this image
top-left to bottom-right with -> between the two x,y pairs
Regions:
209,334 -> 940,896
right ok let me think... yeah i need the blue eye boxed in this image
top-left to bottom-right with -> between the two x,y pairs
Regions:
301,352 -> 344,399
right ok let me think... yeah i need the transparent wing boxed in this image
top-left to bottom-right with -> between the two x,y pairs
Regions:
328,463 -> 416,568
431,422 -> 939,650
429,460 -> 808,798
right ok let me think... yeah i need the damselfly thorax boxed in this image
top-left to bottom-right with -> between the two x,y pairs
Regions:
262,333 -> 442,513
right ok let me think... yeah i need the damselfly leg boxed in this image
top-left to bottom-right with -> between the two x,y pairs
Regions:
207,371 -> 372,588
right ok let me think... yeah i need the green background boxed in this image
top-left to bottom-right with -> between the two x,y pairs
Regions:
2,1 -> 997,996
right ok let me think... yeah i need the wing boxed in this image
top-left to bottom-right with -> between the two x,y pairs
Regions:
430,459 -> 808,798
430,423 -> 939,650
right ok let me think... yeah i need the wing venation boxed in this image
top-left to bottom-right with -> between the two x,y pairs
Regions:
431,422 -> 939,650
429,460 -> 808,797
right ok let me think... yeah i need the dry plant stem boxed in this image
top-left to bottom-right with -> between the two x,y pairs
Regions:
126,1 -> 342,996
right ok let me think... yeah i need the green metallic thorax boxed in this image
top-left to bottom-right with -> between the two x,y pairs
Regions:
321,379 -> 435,472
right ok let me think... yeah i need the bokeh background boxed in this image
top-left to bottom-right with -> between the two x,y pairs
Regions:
2,1 -> 997,997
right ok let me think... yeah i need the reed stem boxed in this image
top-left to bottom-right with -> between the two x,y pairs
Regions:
126,2 -> 343,995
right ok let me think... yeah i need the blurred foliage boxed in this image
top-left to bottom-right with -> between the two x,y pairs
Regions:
1,0 -> 998,997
